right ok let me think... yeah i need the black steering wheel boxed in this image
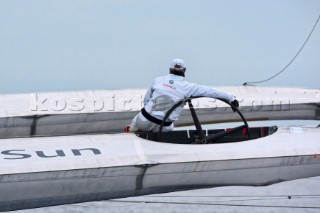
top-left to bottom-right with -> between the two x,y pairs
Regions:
157,97 -> 251,143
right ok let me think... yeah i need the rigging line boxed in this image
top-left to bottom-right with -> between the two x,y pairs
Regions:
114,195 -> 320,204
144,198 -> 286,204
187,197 -> 317,203
142,197 -> 320,203
148,194 -> 320,198
109,199 -> 320,209
243,13 -> 320,86
145,195 -> 320,203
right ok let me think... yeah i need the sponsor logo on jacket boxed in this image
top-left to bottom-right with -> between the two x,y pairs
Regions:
162,83 -> 176,90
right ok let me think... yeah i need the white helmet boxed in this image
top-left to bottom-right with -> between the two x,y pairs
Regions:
170,59 -> 186,70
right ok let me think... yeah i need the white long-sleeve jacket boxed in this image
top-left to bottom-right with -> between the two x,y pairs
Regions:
143,74 -> 236,122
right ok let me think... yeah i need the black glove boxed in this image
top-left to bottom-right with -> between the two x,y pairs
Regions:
230,99 -> 239,112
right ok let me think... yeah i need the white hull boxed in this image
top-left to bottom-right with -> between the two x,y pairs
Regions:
0,86 -> 319,138
0,125 -> 320,211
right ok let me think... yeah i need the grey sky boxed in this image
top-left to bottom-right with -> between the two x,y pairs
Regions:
0,0 -> 319,94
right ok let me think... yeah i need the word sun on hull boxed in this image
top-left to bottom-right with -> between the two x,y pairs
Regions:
0,86 -> 319,211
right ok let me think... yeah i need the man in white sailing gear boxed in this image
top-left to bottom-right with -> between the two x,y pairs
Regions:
128,59 -> 239,132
